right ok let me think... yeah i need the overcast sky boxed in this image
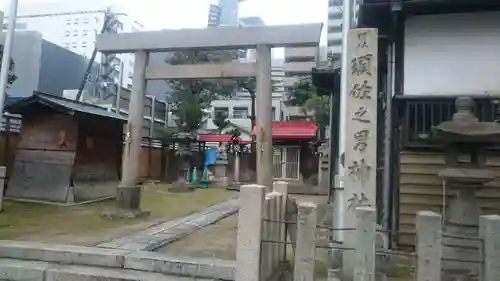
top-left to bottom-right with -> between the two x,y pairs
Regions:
0,0 -> 328,50
0,0 -> 326,30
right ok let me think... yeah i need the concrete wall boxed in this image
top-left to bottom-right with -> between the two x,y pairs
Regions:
0,31 -> 42,97
0,31 -> 99,98
39,40 -> 99,97
404,11 -> 500,96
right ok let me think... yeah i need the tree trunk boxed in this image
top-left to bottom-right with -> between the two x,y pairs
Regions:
250,91 -> 256,128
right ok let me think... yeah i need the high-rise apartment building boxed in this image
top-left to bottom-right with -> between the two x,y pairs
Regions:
218,0 -> 244,26
207,0 -> 246,27
283,47 -> 319,92
328,0 -> 343,56
238,16 -> 265,60
207,4 -> 222,27
5,0 -> 142,98
281,47 -> 320,120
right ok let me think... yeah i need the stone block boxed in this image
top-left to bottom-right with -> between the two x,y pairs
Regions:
116,184 -> 142,210
479,214 -> 500,281
97,237 -> 135,249
116,242 -> 150,251
236,184 -> 266,281
140,234 -> 181,251
44,264 -> 198,281
416,211 -> 442,281
0,258 -> 49,280
293,202 -> 317,281
0,240 -> 130,268
124,251 -> 236,280
163,224 -> 198,236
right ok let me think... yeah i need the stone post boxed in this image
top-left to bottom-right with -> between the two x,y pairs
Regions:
353,206 -> 376,281
234,152 -> 240,183
236,184 -> 266,281
255,44 -> 273,191
328,269 -> 342,281
0,166 -> 5,211
114,51 -> 149,218
341,29 -> 379,280
416,211 -> 442,281
479,214 -> 500,281
273,181 -> 289,261
294,202 -> 317,281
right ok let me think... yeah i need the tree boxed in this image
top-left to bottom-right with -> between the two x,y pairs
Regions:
286,75 -> 337,136
0,44 -> 17,87
166,50 -> 235,133
236,77 -> 280,128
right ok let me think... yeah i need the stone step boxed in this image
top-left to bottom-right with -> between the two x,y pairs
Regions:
0,240 -> 236,280
124,251 -> 235,280
0,258 -> 216,281
0,240 -> 131,268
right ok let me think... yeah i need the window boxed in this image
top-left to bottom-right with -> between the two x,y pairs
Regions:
81,42 -> 87,48
65,30 -> 71,37
232,107 -> 248,119
214,107 -> 229,118
72,42 -> 77,48
73,18 -> 79,24
82,30 -> 88,36
73,30 -> 78,36
83,18 -> 88,24
63,43 -> 70,48
272,107 -> 277,121
66,18 -> 71,25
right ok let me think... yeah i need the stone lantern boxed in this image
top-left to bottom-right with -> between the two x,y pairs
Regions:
432,97 -> 500,278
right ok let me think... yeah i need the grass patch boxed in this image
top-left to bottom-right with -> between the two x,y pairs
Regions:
157,214 -> 238,259
387,262 -> 415,279
0,184 -> 235,244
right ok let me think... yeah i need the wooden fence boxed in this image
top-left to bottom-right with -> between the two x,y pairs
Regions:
138,140 -> 257,183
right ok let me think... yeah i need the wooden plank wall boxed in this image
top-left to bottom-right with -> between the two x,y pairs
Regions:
7,113 -> 78,202
398,151 -> 500,248
139,145 -> 164,180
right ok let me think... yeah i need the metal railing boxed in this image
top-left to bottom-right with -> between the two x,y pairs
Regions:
396,96 -> 498,148
258,206 -> 498,281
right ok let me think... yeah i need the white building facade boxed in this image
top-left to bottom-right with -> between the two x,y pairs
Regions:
327,0 -> 343,56
7,0 -> 142,90
403,11 -> 500,96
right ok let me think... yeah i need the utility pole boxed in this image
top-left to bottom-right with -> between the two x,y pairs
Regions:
0,0 -> 19,212
115,61 -> 124,114
0,0 -> 18,116
334,0 -> 354,243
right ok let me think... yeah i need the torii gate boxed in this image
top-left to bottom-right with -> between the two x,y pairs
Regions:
95,24 -> 322,215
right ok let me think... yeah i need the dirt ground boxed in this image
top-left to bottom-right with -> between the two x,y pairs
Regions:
157,195 -> 329,260
156,193 -> 413,280
0,185 -> 236,246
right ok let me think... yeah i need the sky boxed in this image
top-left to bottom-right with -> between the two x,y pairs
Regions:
0,0 -> 328,52
0,0 -> 326,34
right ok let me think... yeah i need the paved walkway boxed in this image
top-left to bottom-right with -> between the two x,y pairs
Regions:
97,198 -> 239,251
